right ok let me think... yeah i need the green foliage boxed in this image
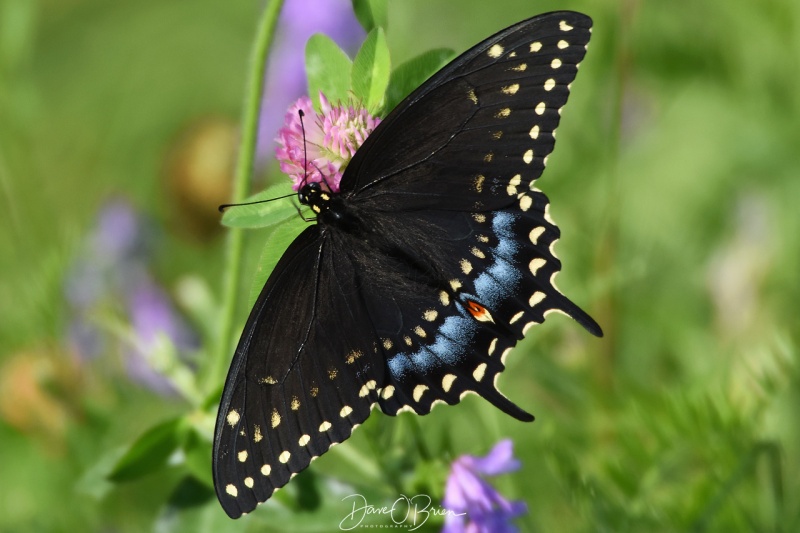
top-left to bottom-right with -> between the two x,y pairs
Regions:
220,183 -> 297,229
305,34 -> 353,110
383,48 -> 456,115
109,417 -> 188,482
352,0 -> 389,33
351,27 -> 391,114
247,216 -> 306,308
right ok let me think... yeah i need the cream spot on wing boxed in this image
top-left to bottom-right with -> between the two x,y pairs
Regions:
460,259 -> 473,275
473,213 -> 486,223
520,195 -> 533,211
477,234 -> 489,243
340,405 -> 353,417
491,130 -> 503,140
299,435 -> 311,446
535,102 -> 546,115
529,226 -> 545,244
549,239 -> 559,259
529,291 -> 546,307
271,409 -> 281,428
560,20 -> 574,31
413,384 -> 429,402
522,321 -> 540,334
544,203 -> 555,224
319,421 -> 332,432
291,396 -> 300,410
226,410 -> 240,427
442,374 -> 457,392
253,425 -> 263,443
238,450 -> 248,462
259,376 -> 277,385
551,58 -> 562,69
226,484 -> 238,497
261,464 -> 271,476
382,338 -> 393,350
244,477 -> 254,489
404,335 -> 413,346
424,309 -> 438,322
414,326 -> 427,338
474,174 -> 485,192
530,41 -> 542,52
471,247 -> 486,259
544,78 -> 556,91
381,385 -> 395,399
523,149 -> 534,164
359,380 -> 377,397
495,108 -> 511,118
558,39 -> 569,49
488,338 -> 498,356
510,310 -> 524,324
502,83 -> 520,95
328,368 -> 338,380
511,63 -> 527,71
345,349 -> 363,364
529,125 -> 540,139
279,451 -> 291,464
543,155 -> 550,167
488,43 -> 504,58
529,258 -> 547,275
507,174 -> 522,196
439,291 -> 451,306
484,152 -> 494,162
467,89 -> 478,104
450,279 -> 462,291
473,363 -> 487,382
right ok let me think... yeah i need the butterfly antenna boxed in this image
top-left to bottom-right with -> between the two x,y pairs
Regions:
218,193 -> 296,212
298,109 -> 310,190
312,161 -> 334,192
298,108 -> 333,192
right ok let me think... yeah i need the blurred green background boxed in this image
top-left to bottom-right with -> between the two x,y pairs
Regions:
1,0 -> 799,531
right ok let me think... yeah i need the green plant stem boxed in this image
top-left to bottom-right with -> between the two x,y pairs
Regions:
203,0 -> 284,394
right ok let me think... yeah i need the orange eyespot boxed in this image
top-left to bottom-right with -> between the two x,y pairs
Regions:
465,300 -> 496,323
466,300 -> 486,319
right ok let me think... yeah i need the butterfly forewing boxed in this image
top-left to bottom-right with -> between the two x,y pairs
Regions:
214,11 -> 599,518
341,11 -> 592,210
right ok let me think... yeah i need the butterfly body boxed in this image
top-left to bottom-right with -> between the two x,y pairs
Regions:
215,11 -> 600,518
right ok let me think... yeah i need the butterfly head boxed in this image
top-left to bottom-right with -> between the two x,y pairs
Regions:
298,181 -> 333,216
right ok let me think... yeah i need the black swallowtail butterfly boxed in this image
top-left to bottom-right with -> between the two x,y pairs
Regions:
214,11 -> 601,518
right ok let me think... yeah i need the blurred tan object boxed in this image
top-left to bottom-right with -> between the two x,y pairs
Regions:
165,117 -> 237,240
0,347 -> 82,451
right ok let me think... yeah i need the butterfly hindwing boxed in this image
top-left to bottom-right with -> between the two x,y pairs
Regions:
349,189 -> 600,420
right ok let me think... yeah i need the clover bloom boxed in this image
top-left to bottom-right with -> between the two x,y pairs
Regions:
275,93 -> 381,192
442,439 -> 528,533
257,0 -> 364,160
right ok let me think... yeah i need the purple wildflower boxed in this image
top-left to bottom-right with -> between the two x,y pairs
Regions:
442,440 -> 528,533
258,0 -> 365,160
65,199 -> 197,394
276,93 -> 381,192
